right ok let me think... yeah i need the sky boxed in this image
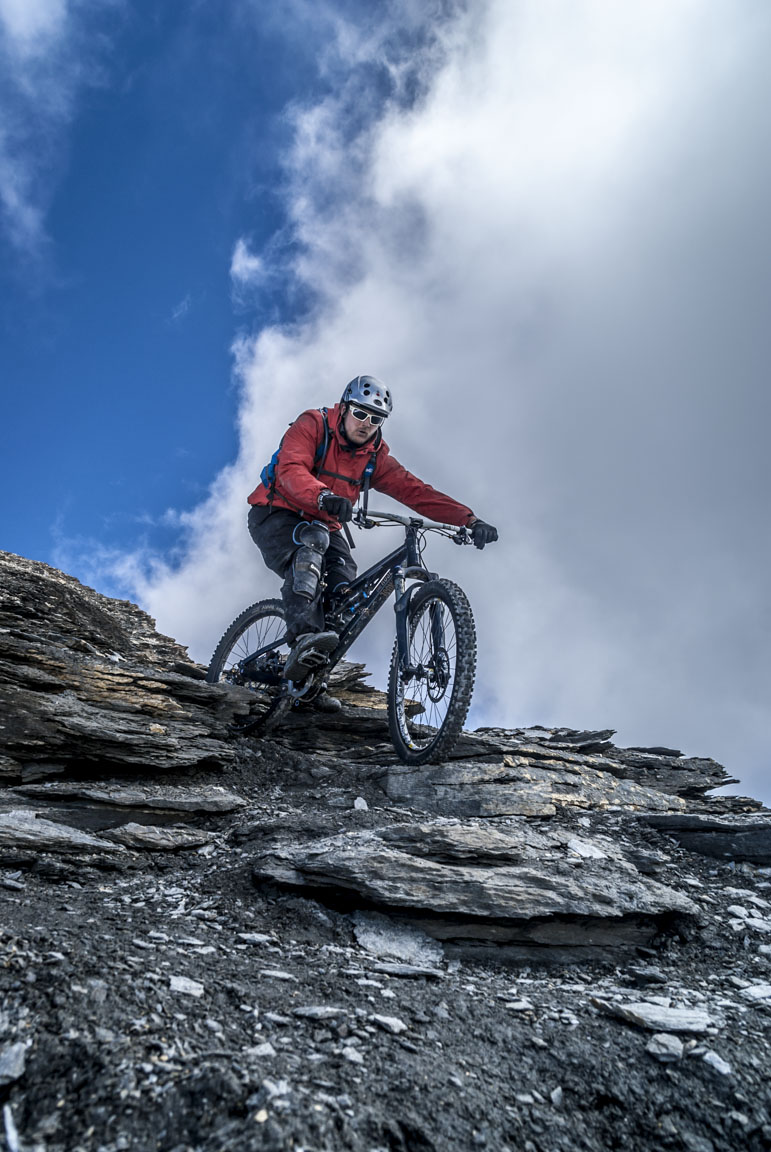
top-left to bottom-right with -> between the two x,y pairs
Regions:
2,0 -> 770,804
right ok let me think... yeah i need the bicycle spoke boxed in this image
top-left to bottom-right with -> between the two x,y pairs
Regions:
206,599 -> 291,734
387,579 -> 476,764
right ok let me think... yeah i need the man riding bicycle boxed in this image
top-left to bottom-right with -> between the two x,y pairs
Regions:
247,375 -> 498,696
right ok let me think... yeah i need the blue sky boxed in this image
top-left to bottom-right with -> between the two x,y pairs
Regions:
1,1 -> 348,561
2,1 -> 770,803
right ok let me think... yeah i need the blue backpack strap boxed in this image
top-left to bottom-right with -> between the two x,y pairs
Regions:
361,448 -> 377,518
261,408 -> 329,507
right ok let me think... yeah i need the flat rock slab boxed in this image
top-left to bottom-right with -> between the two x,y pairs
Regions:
293,1006 -> 347,1020
10,782 -> 246,813
646,1033 -> 685,1062
381,758 -> 685,818
102,822 -> 215,850
639,813 -> 771,864
593,999 -> 715,1033
251,819 -> 696,940
371,962 -> 445,979
0,809 -> 125,854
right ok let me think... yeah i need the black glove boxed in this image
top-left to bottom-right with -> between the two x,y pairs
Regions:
319,492 -> 354,523
470,519 -> 498,549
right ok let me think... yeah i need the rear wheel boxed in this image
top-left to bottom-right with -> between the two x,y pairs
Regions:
206,599 -> 291,734
387,579 -> 476,765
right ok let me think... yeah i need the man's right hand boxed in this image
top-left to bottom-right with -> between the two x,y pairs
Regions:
319,492 -> 354,522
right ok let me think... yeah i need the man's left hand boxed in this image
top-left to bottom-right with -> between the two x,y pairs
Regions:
470,519 -> 498,549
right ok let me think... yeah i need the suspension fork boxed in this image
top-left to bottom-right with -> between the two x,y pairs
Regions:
393,564 -> 435,672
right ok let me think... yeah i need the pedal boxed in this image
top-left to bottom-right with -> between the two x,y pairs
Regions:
283,630 -> 338,682
300,648 -> 331,670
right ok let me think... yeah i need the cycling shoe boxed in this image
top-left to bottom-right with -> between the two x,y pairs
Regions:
283,630 -> 339,682
311,691 -> 343,714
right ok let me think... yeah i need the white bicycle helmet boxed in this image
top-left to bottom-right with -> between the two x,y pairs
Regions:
340,375 -> 392,416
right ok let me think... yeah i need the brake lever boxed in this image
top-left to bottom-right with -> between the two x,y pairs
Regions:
453,528 -> 471,546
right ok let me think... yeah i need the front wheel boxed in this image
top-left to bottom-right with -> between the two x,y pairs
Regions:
387,578 -> 476,765
206,599 -> 291,734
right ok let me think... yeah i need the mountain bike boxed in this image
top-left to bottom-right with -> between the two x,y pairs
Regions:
206,509 -> 477,765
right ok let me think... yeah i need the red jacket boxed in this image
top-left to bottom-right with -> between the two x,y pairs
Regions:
248,404 -> 474,530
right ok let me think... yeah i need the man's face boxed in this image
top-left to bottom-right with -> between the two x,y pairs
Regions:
343,405 -> 383,445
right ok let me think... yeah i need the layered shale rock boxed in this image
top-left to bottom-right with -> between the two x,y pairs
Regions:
640,812 -> 771,864
2,549 -> 767,954
250,818 -> 699,959
2,552 -> 771,1151
0,551 -> 252,781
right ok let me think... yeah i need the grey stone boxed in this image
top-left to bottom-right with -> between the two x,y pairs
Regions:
0,810 -> 125,854
369,1014 -> 408,1035
504,999 -> 535,1012
702,1050 -> 732,1075
567,838 -> 607,859
0,1044 -> 26,1086
594,999 -> 714,1033
3,1103 -> 20,1152
263,1013 -> 292,1026
372,962 -> 445,979
102,823 -> 214,850
739,983 -> 771,1001
293,1006 -> 347,1020
646,1033 -> 684,1062
628,965 -> 667,986
169,975 -> 204,997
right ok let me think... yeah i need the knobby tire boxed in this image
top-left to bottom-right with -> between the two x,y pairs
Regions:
206,599 -> 291,735
386,578 -> 476,765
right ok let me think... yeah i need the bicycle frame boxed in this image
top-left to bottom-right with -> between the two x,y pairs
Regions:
240,511 -> 462,693
328,521 -> 436,672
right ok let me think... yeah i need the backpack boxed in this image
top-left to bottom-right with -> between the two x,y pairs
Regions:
260,407 -> 377,511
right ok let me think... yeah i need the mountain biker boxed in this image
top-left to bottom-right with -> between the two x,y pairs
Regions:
247,375 -> 498,698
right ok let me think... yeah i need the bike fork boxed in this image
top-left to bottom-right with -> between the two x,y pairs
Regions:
393,569 -> 411,671
393,567 -> 441,675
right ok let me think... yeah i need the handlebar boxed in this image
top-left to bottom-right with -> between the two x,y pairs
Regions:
354,507 -> 471,544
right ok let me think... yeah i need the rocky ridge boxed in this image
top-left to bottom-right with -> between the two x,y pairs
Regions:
1,551 -> 771,1152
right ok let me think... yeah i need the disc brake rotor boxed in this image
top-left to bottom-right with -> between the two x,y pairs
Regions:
426,648 -> 450,701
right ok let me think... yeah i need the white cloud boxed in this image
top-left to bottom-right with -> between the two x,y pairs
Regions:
108,0 -> 771,802
0,0 -> 115,255
0,0 -> 66,52
169,292 -> 193,323
230,237 -> 264,289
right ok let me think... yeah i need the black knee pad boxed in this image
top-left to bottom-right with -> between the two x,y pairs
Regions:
292,521 -> 330,601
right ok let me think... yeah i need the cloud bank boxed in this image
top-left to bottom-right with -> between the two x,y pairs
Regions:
107,0 -> 771,800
